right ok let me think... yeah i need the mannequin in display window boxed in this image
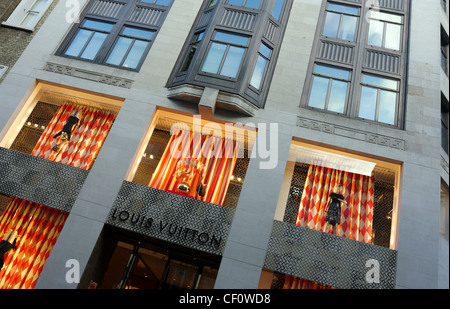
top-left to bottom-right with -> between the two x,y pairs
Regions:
324,184 -> 347,235
51,109 -> 81,152
0,230 -> 19,270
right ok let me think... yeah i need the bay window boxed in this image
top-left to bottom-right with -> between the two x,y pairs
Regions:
202,32 -> 249,78
250,43 -> 272,90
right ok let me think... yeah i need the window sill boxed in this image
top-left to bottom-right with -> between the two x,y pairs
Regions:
1,21 -> 36,32
167,84 -> 258,116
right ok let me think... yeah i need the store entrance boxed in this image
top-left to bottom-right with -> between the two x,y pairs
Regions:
101,241 -> 218,289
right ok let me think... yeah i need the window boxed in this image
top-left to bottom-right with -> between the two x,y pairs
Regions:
180,31 -> 205,72
322,3 -> 359,42
358,74 -> 399,125
0,65 -> 8,79
442,98 -> 449,154
441,182 -> 449,241
227,0 -> 261,9
307,64 -> 350,114
367,11 -> 403,51
64,19 -> 114,61
250,43 -> 272,90
441,33 -> 449,76
106,27 -> 155,69
1,0 -> 53,31
140,0 -> 171,5
59,0 -> 172,70
202,32 -> 249,78
271,0 -> 285,20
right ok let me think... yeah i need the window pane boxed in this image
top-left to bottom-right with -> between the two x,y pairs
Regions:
122,27 -> 154,40
368,20 -> 383,47
123,40 -> 149,69
362,75 -> 398,90
155,0 -> 171,6
328,80 -> 348,113
214,32 -> 249,46
259,44 -> 272,59
340,15 -> 357,41
308,76 -> 329,109
245,0 -> 261,9
106,37 -> 133,66
82,20 -> 113,32
202,42 -> 227,74
20,12 -> 39,27
65,29 -> 92,57
315,65 -> 350,80
359,86 -> 377,120
250,55 -> 268,89
220,46 -> 245,78
328,3 -> 359,15
80,32 -> 107,60
271,0 -> 285,20
228,0 -> 244,5
370,11 -> 402,23
378,90 -> 397,124
323,12 -> 340,38
385,23 -> 401,50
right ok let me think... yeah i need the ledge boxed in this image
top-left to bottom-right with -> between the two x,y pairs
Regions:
167,84 -> 259,116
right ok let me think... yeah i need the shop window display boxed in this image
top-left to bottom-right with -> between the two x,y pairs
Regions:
9,96 -> 118,170
267,141 -> 400,289
129,110 -> 253,208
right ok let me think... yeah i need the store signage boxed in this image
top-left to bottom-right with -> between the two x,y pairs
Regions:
109,208 -> 223,250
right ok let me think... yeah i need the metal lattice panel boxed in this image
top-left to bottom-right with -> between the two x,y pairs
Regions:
0,147 -> 88,212
106,181 -> 235,256
264,220 -> 397,289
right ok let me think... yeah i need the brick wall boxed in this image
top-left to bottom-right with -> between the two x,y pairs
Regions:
0,0 -> 60,84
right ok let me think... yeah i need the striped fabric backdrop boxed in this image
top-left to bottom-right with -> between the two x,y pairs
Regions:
0,198 -> 67,289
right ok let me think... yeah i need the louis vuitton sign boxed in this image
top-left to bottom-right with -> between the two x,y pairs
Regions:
106,181 -> 235,255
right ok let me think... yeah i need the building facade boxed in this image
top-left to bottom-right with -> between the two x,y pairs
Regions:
0,0 -> 448,289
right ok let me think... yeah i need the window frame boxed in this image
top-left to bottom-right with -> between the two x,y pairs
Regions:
321,2 -> 360,42
200,30 -> 250,80
57,0 -> 172,72
306,63 -> 352,115
357,73 -> 400,126
366,11 -> 404,52
1,0 -> 54,32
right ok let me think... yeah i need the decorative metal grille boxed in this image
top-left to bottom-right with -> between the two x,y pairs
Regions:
107,181 -> 235,256
0,147 -> 88,212
264,220 -> 398,289
282,163 -> 395,248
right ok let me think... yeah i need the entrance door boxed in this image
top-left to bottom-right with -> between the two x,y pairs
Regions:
101,241 -> 218,289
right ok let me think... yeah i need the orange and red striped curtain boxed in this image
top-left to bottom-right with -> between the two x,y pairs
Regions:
296,164 -> 374,243
0,198 -> 68,289
283,275 -> 334,290
32,102 -> 115,170
149,129 -> 240,206
285,164 -> 374,289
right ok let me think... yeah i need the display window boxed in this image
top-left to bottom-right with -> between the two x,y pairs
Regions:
1,82 -> 122,170
259,271 -> 336,289
127,109 -> 255,208
274,139 -> 401,249
0,194 -> 67,289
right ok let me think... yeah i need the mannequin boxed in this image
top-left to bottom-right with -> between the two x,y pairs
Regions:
0,230 -> 19,270
51,109 -> 81,152
324,184 -> 347,235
